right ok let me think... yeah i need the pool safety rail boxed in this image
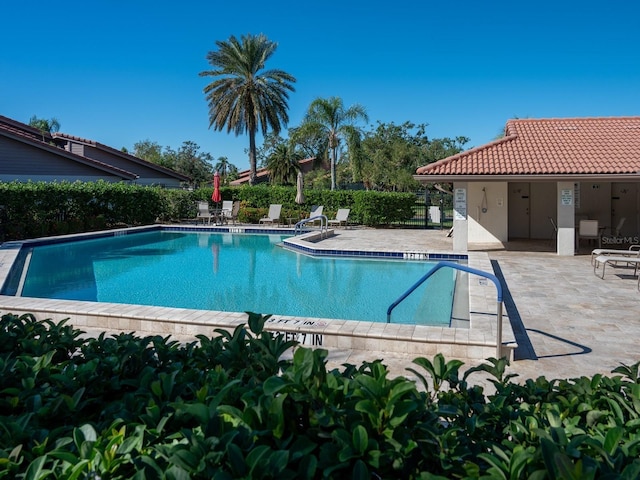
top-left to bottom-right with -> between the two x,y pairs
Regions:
294,215 -> 328,237
387,261 -> 505,358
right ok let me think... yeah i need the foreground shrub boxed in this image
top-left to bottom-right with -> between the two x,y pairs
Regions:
0,312 -> 639,478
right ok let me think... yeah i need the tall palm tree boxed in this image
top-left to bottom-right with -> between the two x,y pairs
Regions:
266,143 -> 302,185
200,34 -> 296,186
294,97 -> 368,190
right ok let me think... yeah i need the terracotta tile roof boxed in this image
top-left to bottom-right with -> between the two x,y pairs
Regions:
230,157 -> 319,185
416,117 -> 640,178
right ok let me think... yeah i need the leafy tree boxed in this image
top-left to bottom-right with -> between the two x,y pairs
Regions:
360,122 -> 469,191
200,33 -> 296,186
164,141 -> 214,188
266,143 -> 302,185
294,97 -> 368,190
132,139 -> 166,167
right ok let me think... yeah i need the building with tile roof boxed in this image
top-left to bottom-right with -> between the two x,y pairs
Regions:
0,115 -> 190,187
230,157 -> 323,185
415,117 -> 640,255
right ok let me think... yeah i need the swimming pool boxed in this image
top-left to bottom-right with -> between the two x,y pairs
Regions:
4,230 -> 457,325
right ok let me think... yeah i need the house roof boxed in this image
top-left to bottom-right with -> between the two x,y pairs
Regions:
230,157 -> 318,185
415,117 -> 640,181
0,115 -> 138,180
52,132 -> 191,182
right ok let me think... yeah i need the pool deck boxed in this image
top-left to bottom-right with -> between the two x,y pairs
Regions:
325,228 -> 640,384
1,226 -> 639,387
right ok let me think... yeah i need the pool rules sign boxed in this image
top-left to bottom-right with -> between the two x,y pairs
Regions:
454,188 -> 467,220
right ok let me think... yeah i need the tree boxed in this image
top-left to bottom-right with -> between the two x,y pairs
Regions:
199,33 -> 296,186
294,97 -> 368,190
266,143 -> 302,185
214,156 -> 239,185
165,141 -> 214,188
29,115 -> 60,140
132,140 -> 166,167
360,122 -> 469,192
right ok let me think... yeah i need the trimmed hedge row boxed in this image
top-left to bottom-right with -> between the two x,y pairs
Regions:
0,182 -> 416,241
0,313 -> 639,479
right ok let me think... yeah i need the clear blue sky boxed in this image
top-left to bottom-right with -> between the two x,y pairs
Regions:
2,1 -> 639,171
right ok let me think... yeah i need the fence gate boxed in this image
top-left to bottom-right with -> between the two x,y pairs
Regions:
396,191 -> 451,229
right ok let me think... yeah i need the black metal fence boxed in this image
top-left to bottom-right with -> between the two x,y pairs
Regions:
396,190 -> 453,229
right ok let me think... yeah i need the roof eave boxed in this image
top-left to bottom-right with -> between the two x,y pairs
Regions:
414,173 -> 640,183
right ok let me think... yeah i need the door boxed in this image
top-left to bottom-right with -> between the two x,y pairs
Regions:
508,182 -> 530,239
611,182 -> 637,238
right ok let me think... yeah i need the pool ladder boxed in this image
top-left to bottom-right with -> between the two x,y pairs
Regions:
386,261 -> 505,358
294,215 -> 328,238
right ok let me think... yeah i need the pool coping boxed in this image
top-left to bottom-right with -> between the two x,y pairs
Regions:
0,225 -> 517,361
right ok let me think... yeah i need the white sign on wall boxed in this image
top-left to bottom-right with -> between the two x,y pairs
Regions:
561,189 -> 573,206
454,188 -> 467,220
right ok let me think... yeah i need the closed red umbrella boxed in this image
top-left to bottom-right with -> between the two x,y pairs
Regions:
212,171 -> 222,204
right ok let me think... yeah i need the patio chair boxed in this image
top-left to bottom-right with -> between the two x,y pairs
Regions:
226,200 -> 240,225
577,219 -> 600,250
328,208 -> 350,228
548,216 -> 558,245
607,217 -> 626,237
259,204 -> 282,226
304,205 -> 324,225
196,201 -> 214,225
590,244 -> 640,266
593,254 -> 640,279
220,200 -> 233,224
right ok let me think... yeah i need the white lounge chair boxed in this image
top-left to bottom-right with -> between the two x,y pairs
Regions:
196,201 -> 214,225
223,200 -> 240,225
593,254 -> 640,279
590,245 -> 640,266
304,205 -> 324,225
259,204 -> 282,225
328,208 -> 350,228
220,200 -> 233,219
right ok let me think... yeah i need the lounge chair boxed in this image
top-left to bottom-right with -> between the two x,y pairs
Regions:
590,245 -> 640,266
196,201 -> 214,225
328,208 -> 350,228
259,204 -> 282,225
220,200 -> 233,219
305,205 -> 324,225
223,200 -> 240,225
593,254 -> 640,279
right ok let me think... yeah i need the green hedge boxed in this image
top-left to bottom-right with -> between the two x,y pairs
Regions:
0,182 -> 416,241
1,313 -> 639,479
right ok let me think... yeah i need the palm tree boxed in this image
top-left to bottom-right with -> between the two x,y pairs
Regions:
29,115 -> 61,141
214,156 -> 237,184
294,97 -> 368,190
266,143 -> 302,185
199,34 -> 296,186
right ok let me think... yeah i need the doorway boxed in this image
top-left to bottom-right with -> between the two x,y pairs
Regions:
508,183 -> 530,239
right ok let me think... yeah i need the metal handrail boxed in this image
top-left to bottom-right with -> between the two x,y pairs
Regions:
386,261 -> 505,358
294,215 -> 328,237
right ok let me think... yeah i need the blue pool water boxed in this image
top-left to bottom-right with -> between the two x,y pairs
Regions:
16,231 -> 456,325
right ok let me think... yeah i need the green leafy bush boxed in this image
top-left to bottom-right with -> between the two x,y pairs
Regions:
0,182 -> 417,241
1,312 -> 640,478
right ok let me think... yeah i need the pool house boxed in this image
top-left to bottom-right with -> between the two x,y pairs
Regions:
415,117 -> 640,256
